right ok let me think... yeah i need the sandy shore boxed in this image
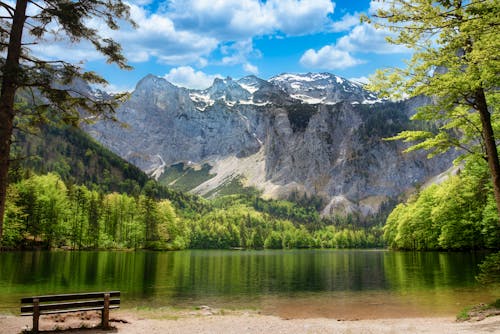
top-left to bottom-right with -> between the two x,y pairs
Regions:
1,308 -> 500,334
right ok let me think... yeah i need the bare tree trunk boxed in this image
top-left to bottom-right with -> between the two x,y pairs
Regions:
476,88 -> 500,222
0,0 -> 28,248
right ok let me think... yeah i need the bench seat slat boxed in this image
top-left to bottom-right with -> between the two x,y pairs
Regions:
21,299 -> 120,313
21,291 -> 120,304
21,305 -> 120,317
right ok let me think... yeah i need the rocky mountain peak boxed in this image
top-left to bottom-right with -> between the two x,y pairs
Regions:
135,74 -> 175,90
269,72 -> 379,104
237,75 -> 270,93
204,76 -> 252,102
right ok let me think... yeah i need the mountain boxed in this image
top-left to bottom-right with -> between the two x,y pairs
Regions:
269,72 -> 379,104
86,72 -> 455,217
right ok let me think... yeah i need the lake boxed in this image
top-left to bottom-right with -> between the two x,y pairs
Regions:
0,249 -> 498,319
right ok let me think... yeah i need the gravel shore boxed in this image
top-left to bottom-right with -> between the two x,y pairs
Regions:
1,308 -> 499,334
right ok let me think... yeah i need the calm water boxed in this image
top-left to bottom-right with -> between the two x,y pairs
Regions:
0,250 -> 498,318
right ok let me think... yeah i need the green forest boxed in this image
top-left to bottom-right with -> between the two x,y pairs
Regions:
2,172 -> 383,250
384,155 -> 500,251
2,124 -> 383,250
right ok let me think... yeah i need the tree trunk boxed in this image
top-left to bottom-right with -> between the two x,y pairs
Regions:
476,88 -> 500,223
0,0 -> 28,248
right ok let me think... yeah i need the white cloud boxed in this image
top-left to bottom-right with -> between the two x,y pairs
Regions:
23,1 -> 408,82
43,0 -> 334,70
300,46 -> 364,69
164,66 -> 222,89
116,4 -> 219,65
29,3 -> 219,66
243,63 -> 259,75
336,24 -> 408,54
127,0 -> 154,5
167,0 -> 269,39
31,41 -> 102,64
300,21 -> 409,71
368,0 -> 393,15
197,58 -> 208,68
21,1 -> 342,77
220,39 -> 260,66
167,0 -> 335,39
268,0 -> 336,35
330,13 -> 360,32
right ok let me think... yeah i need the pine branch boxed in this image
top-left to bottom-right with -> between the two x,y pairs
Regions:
0,1 -> 14,17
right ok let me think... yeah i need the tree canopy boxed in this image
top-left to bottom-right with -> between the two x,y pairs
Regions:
383,155 -> 499,250
365,0 -> 500,218
0,0 -> 134,246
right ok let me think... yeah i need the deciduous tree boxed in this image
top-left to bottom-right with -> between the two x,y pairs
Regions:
365,0 -> 500,219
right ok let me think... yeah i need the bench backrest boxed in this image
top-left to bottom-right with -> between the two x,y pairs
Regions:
21,291 -> 120,315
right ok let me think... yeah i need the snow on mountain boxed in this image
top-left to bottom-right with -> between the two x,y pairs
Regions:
204,77 -> 252,101
175,72 -> 381,109
236,75 -> 269,94
269,72 -> 380,104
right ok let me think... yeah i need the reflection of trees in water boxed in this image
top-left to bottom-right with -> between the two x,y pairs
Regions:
383,251 -> 486,291
0,250 -> 493,312
165,250 -> 390,297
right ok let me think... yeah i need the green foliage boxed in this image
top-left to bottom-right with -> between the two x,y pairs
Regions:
365,1 -> 500,219
3,171 -> 384,250
204,177 -> 261,198
357,102 -> 417,143
264,231 -> 283,249
456,306 -> 473,321
2,185 -> 25,248
476,252 -> 500,285
16,173 -> 70,247
384,156 -> 500,250
10,124 -> 148,194
158,163 -> 215,192
252,195 -> 322,228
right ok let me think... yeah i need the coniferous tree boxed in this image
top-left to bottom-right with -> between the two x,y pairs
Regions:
0,0 -> 133,246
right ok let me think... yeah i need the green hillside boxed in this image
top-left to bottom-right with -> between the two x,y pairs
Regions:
10,125 -> 148,194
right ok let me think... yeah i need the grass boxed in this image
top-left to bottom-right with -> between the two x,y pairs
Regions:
456,299 -> 500,322
204,176 -> 261,198
456,306 -> 474,321
158,162 -> 215,192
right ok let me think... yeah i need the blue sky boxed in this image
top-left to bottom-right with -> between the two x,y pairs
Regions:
32,0 -> 410,91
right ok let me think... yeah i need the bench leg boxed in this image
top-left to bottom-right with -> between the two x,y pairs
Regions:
33,298 -> 39,333
102,293 -> 110,329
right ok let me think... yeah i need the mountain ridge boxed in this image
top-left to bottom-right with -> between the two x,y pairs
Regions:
86,72 -> 454,217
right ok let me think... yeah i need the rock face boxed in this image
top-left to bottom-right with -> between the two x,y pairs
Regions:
87,72 -> 454,216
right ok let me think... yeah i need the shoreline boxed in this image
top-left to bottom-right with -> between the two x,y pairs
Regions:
1,308 -> 500,334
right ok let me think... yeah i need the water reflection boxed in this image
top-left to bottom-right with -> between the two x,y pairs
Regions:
0,249 -> 497,316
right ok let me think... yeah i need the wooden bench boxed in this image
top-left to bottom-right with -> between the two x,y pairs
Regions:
21,291 -> 120,333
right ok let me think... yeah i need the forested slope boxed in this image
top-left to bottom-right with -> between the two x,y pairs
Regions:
3,125 -> 383,250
